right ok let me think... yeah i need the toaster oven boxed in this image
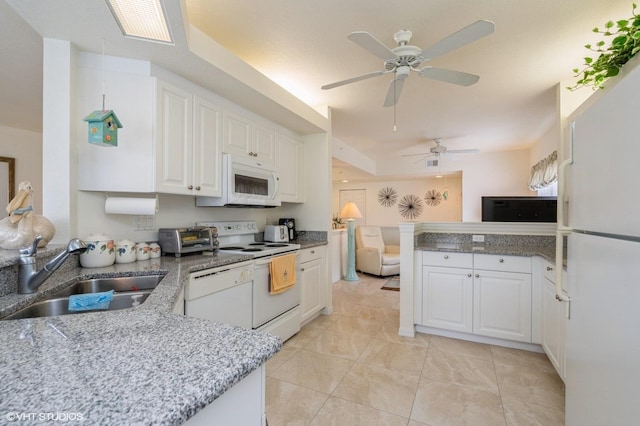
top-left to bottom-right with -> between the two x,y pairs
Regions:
158,227 -> 218,257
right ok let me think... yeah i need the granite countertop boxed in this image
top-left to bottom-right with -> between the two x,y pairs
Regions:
415,243 -> 556,263
0,251 -> 281,425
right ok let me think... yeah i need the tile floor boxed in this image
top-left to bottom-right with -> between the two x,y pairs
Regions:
265,273 -> 565,426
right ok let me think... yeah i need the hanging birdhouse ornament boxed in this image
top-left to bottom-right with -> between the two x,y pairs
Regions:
83,110 -> 122,147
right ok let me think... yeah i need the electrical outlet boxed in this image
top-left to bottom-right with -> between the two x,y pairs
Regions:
472,234 -> 485,243
134,215 -> 155,231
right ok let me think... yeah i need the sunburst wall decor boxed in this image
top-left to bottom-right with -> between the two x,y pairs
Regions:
424,190 -> 443,207
398,194 -> 423,219
377,187 -> 398,207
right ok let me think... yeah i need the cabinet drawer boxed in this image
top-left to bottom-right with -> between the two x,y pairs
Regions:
423,251 -> 473,268
474,254 -> 531,273
542,260 -> 556,282
300,246 -> 325,263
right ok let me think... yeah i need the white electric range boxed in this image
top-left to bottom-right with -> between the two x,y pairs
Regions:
199,220 -> 300,257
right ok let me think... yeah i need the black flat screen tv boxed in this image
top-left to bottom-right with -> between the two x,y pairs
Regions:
481,196 -> 557,222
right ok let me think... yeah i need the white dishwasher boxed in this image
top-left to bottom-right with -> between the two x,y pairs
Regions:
184,260 -> 254,329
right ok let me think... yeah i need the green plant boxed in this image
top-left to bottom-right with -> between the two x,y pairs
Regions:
568,3 -> 640,90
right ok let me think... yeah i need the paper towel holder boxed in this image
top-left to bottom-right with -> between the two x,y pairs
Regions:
104,193 -> 159,215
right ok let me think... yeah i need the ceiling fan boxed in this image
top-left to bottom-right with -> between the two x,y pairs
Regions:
321,20 -> 495,107
402,138 -> 480,160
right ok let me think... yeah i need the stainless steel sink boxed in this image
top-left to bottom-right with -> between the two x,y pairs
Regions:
51,275 -> 164,297
2,275 -> 164,320
4,291 -> 152,320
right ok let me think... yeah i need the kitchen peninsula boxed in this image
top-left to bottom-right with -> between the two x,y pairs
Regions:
398,222 -> 557,352
0,248 -> 280,425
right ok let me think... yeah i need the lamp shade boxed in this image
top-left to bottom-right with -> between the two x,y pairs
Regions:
340,201 -> 362,220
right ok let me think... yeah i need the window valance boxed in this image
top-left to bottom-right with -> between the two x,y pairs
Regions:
528,151 -> 557,190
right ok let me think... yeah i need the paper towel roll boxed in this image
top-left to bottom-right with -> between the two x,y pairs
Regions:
105,197 -> 158,215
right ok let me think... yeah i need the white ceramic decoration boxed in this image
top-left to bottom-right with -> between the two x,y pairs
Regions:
149,242 -> 161,259
115,239 -> 137,264
0,180 -> 55,250
80,233 -> 116,268
136,242 -> 150,261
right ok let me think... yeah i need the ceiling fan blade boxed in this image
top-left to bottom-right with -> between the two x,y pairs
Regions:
348,31 -> 396,61
401,152 -> 430,157
447,148 -> 480,154
421,20 -> 495,61
383,78 -> 405,107
321,70 -> 385,90
419,67 -> 479,86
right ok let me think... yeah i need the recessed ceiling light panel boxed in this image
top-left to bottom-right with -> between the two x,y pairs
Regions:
106,0 -> 173,44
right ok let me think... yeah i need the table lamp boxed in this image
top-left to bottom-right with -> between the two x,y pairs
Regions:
340,201 -> 362,281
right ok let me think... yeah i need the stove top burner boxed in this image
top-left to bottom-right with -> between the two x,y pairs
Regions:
249,243 -> 266,246
219,246 -> 245,250
266,243 -> 288,247
242,248 -> 264,252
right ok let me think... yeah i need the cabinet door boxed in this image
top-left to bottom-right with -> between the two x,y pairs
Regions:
156,80 -> 193,194
254,124 -> 276,168
223,111 -> 252,156
276,132 -> 303,203
193,95 -> 222,197
422,266 -> 473,333
542,276 -> 562,375
473,270 -> 532,342
299,258 -> 323,323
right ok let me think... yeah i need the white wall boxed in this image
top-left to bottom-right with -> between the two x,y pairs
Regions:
0,124 -> 42,216
333,175 -> 463,227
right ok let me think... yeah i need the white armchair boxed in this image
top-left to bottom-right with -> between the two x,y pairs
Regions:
355,226 -> 400,277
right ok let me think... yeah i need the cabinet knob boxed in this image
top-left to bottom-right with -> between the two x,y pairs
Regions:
499,258 -> 504,263
546,266 -> 553,271
311,250 -> 315,254
467,273 -> 472,277
187,185 -> 193,190
444,255 -> 449,259
300,268 -> 305,272
195,186 -> 201,191
475,273 -> 480,278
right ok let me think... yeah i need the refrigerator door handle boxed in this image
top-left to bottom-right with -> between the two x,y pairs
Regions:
554,121 -> 575,310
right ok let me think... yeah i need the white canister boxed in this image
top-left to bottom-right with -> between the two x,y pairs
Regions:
149,242 -> 161,259
136,242 -> 150,261
115,239 -> 137,264
80,233 -> 116,268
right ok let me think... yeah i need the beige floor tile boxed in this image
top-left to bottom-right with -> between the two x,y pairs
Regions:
305,312 -> 340,329
502,396 -> 565,426
309,396 -> 409,426
408,420 -> 429,426
490,345 -> 557,374
494,361 -> 565,410
333,278 -> 382,295
284,322 -> 326,349
357,338 -> 428,376
343,303 -> 399,322
331,291 -> 363,314
428,335 -> 493,361
357,291 -> 401,310
422,348 -> 499,394
377,320 -> 432,347
266,345 -> 299,377
411,380 -> 506,426
305,328 -> 374,360
332,363 -> 420,417
270,349 -> 353,394
327,314 -> 384,335
265,377 -> 329,426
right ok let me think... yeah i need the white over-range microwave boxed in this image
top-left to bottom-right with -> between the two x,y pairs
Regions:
196,153 -> 281,208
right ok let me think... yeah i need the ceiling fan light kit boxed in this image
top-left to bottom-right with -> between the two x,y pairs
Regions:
321,20 -> 495,107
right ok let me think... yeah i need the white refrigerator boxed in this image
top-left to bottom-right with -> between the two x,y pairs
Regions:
560,56 -> 640,425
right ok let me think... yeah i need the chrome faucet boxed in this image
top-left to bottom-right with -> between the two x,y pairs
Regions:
18,236 -> 87,294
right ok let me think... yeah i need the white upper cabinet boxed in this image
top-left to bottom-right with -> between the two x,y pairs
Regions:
77,56 -> 222,196
223,110 -> 276,169
276,132 -> 304,203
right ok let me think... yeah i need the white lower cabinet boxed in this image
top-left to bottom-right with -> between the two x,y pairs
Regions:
422,265 -> 473,333
541,259 -> 566,380
420,251 -> 534,343
473,269 -> 532,342
298,246 -> 326,323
